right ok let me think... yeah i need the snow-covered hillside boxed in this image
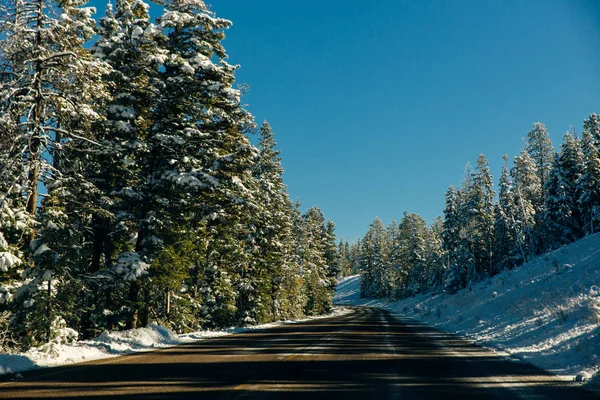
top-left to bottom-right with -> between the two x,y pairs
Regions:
335,233 -> 600,391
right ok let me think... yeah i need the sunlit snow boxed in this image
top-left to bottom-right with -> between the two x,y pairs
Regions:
335,233 -> 600,391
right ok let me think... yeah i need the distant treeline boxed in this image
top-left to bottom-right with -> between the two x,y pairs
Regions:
339,117 -> 600,299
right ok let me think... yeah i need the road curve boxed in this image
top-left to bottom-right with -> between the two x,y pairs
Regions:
0,306 -> 596,399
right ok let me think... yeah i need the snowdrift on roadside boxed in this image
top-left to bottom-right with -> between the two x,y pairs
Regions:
0,308 -> 351,377
335,233 -> 600,390
0,324 -> 186,376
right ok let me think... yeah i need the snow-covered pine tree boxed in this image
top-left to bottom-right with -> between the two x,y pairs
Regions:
323,220 -> 340,290
243,121 -> 298,323
0,0 -> 109,344
442,159 -> 494,290
191,154 -> 260,330
298,207 -> 333,315
584,113 -> 600,147
107,0 -> 259,329
455,164 -> 477,286
442,186 -> 463,293
89,0 -> 165,261
493,155 -> 515,271
0,137 -> 31,324
386,220 -> 404,296
424,216 -> 445,290
360,217 -> 391,298
344,241 -> 351,270
524,123 -> 555,252
398,212 -> 428,295
244,122 -> 280,323
525,123 -> 555,197
82,0 -> 168,335
212,151 -> 260,328
543,133 -> 584,249
337,241 -> 349,276
510,150 -> 541,262
577,115 -> 600,235
0,0 -> 108,217
283,199 -> 308,319
349,240 -> 362,274
467,154 -> 495,278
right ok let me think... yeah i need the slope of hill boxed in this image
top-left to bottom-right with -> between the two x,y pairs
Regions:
335,233 -> 600,391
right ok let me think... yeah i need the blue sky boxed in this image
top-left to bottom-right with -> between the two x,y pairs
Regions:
91,0 -> 600,242
205,0 -> 600,241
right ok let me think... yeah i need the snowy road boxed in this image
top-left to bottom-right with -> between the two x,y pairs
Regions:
0,307 -> 595,399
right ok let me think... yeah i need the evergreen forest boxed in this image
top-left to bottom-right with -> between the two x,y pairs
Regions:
2,0 -> 598,353
0,0 -> 339,348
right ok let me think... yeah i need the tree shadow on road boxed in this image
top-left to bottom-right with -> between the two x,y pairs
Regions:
1,308 -> 596,400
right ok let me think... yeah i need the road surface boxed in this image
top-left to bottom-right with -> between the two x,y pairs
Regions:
0,307 -> 596,399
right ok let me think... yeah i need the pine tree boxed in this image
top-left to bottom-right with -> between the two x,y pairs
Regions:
424,217 -> 445,290
454,164 -> 477,286
525,122 -> 555,196
285,199 -> 309,318
442,187 -> 460,266
114,0 -> 259,329
0,0 -> 108,218
0,147 -> 31,315
245,121 -> 299,323
510,150 -> 541,261
0,0 -> 109,344
543,133 -> 584,248
298,207 -> 333,315
583,113 -> 600,146
323,220 -> 340,285
337,241 -> 349,276
468,154 -> 495,277
89,0 -> 165,268
387,220 -> 404,296
360,217 -> 391,298
348,240 -> 362,274
493,155 -> 515,270
577,115 -> 600,235
442,186 -> 463,293
83,0 -> 168,334
398,212 -> 428,295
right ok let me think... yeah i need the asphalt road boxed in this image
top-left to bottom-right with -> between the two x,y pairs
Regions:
0,307 -> 596,399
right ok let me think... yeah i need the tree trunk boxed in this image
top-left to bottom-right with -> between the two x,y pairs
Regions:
106,290 -> 115,330
140,287 -> 150,327
90,216 -> 105,273
271,281 -> 277,321
126,280 -> 140,330
46,277 -> 52,342
26,0 -> 45,241
166,290 -> 171,317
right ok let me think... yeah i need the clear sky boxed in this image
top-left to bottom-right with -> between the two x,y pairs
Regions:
92,0 -> 600,242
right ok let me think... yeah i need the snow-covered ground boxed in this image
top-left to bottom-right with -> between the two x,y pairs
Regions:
335,234 -> 600,391
0,308 -> 351,377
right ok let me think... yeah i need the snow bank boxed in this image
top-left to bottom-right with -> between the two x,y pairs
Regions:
0,324 -> 184,376
0,308 -> 350,377
335,234 -> 600,391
